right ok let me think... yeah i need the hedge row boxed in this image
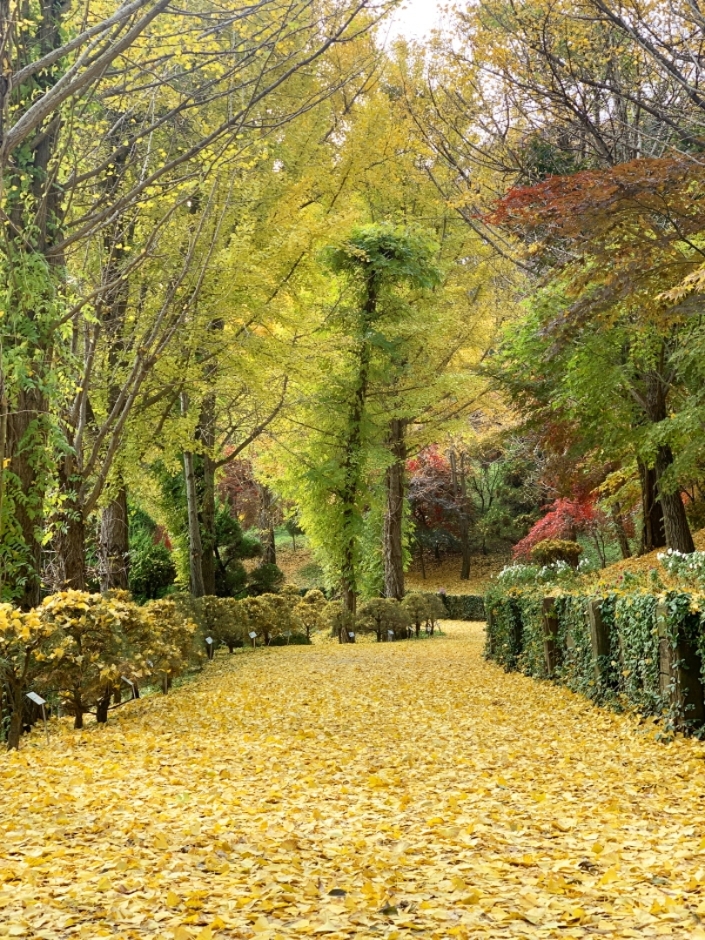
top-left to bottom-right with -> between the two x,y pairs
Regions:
485,584 -> 705,733
440,594 -> 486,621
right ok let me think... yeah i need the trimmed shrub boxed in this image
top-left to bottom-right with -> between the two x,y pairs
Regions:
439,594 -> 486,621
531,539 -> 582,568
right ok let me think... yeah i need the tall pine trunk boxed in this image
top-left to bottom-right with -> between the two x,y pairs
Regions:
383,418 -> 406,600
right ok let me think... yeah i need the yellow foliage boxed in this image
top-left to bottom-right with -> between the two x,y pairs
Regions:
0,623 -> 702,936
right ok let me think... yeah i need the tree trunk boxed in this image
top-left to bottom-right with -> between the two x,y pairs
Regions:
459,518 -> 471,581
655,444 -> 695,553
73,696 -> 85,730
198,393 -> 217,596
418,538 -> 426,580
6,389 -> 47,608
183,448 -> 205,597
611,505 -> 632,560
449,449 -> 472,581
638,460 -> 666,554
259,485 -> 277,566
383,418 -> 406,601
99,485 -> 130,591
6,686 -> 22,751
95,688 -> 112,724
55,457 -> 87,591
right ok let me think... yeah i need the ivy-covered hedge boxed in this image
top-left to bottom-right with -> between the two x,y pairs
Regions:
440,594 -> 486,621
485,581 -> 705,733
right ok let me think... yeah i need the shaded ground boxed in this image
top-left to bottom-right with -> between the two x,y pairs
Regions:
273,544 -> 508,595
2,624 -> 705,938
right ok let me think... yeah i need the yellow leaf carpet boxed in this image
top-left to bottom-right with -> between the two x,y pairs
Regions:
2,622 -> 705,939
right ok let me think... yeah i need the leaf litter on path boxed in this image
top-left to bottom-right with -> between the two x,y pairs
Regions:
2,622 -> 705,938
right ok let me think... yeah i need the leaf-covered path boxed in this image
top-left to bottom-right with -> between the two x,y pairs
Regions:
2,623 -> 705,939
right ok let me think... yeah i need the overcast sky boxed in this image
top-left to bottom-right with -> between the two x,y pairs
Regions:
387,0 -> 445,41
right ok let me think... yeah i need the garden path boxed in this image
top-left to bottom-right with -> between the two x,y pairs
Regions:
1,623 -> 705,938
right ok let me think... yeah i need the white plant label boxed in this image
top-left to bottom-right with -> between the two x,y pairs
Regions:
26,692 -> 46,706
121,676 -> 135,687
205,637 -> 214,645
249,631 -> 257,639
349,632 -> 355,639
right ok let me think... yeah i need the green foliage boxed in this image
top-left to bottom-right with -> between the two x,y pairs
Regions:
247,563 -> 285,597
357,598 -> 412,641
438,594 -> 486,621
322,601 -> 356,642
485,573 -> 705,731
128,509 -> 176,602
324,224 -> 442,296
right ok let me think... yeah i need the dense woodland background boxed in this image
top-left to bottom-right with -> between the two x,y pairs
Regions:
3,0 -> 705,615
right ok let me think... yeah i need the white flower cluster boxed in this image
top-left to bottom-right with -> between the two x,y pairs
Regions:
658,549 -> 705,584
496,558 -> 583,588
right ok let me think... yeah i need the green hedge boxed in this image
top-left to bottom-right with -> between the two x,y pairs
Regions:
485,584 -> 705,733
440,594 -> 486,621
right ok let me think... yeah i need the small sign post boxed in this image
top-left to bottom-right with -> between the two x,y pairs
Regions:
121,676 -> 136,700
388,630 -> 395,642
26,692 -> 49,745
249,631 -> 257,649
205,636 -> 214,660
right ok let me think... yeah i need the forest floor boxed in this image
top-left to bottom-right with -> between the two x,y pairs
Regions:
2,624 -> 705,939
275,545 -> 508,595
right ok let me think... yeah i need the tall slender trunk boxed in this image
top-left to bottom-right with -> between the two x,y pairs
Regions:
181,392 -> 205,597
339,281 -> 377,614
2,0 -> 66,608
459,519 -> 471,581
6,389 -> 46,608
638,459 -> 666,554
383,418 -> 406,600
55,459 -> 87,591
184,449 -> 206,597
199,393 -> 217,596
99,484 -> 130,591
449,449 -> 471,581
97,141 -> 133,593
259,485 -> 277,567
418,538 -> 426,580
612,504 -> 632,560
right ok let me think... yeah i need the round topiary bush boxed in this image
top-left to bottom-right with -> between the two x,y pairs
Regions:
531,538 -> 582,568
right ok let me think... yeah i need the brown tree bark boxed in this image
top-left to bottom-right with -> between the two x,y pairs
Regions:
259,485 -> 277,567
638,459 -> 666,554
99,485 -> 130,591
55,459 -> 87,591
611,504 -> 632,560
6,389 -> 47,608
449,449 -> 472,581
197,389 -> 217,596
95,687 -> 112,724
656,444 -> 695,553
184,447 -> 206,597
383,418 -> 407,601
642,370 -> 694,554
